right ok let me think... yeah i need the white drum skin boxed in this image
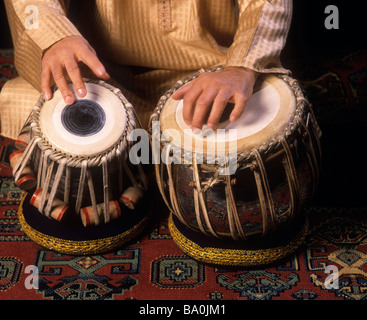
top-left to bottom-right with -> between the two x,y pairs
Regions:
39,82 -> 127,157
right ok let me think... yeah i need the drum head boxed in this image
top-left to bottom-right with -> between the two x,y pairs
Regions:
39,82 -> 127,157
160,75 -> 296,155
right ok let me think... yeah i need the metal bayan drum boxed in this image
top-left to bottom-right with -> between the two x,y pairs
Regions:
12,79 -> 149,255
150,66 -> 321,267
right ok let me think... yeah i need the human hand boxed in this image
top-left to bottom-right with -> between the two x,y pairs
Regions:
41,35 -> 110,104
172,66 -> 257,133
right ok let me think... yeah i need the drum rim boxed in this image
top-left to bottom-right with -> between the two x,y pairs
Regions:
18,193 -> 150,255
30,79 -> 136,168
168,213 -> 308,267
150,66 -> 310,164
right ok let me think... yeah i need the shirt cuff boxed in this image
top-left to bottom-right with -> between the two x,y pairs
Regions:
15,0 -> 81,52
226,0 -> 292,75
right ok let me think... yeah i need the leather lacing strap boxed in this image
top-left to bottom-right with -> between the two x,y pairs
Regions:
116,149 -> 124,194
279,137 -> 301,219
102,156 -> 110,224
225,174 -> 247,241
164,146 -> 188,227
87,169 -> 100,225
193,187 -> 209,236
192,154 -> 219,238
307,110 -> 322,162
38,160 -> 55,214
45,158 -> 66,218
64,167 -> 71,204
40,149 -> 52,187
121,156 -> 139,190
75,160 -> 88,216
152,145 -> 179,223
36,147 -> 44,189
12,137 -> 41,181
151,122 -> 173,213
251,148 -> 276,236
154,162 -> 174,214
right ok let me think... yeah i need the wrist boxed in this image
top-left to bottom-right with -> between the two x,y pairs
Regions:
224,65 -> 258,79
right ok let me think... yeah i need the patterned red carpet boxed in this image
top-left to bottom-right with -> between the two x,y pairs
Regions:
1,48 -> 367,301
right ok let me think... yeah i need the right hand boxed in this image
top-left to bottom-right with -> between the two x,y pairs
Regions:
41,35 -> 110,104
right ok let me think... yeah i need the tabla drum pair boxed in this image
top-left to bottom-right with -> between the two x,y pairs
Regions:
12,79 -> 150,255
150,66 -> 321,267
12,68 -> 321,265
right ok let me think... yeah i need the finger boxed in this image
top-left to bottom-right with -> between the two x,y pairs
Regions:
51,64 -> 75,105
229,94 -> 248,122
206,93 -> 229,129
190,89 -> 217,132
79,46 -> 109,80
171,82 -> 192,100
86,42 -> 97,55
181,82 -> 202,127
64,55 -> 86,98
41,66 -> 53,101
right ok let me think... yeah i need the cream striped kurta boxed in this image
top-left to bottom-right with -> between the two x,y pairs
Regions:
1,0 -> 292,139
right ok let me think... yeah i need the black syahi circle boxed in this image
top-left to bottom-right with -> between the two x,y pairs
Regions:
61,100 -> 106,137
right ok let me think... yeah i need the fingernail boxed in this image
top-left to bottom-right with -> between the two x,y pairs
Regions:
192,127 -> 201,135
207,123 -> 216,130
77,88 -> 86,97
65,96 -> 74,105
230,115 -> 237,122
97,68 -> 109,78
44,92 -> 51,100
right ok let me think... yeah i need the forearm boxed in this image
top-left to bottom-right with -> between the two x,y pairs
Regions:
4,0 -> 81,90
226,0 -> 293,74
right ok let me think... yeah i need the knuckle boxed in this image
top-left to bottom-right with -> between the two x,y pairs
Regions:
208,112 -> 221,123
41,58 -> 53,71
67,62 -> 80,71
197,94 -> 215,108
200,72 -> 214,80
41,71 -> 49,81
215,96 -> 227,105
67,64 -> 81,76
60,91 -> 71,100
236,91 -> 250,101
191,116 -> 204,127
53,72 -> 65,81
238,94 -> 249,104
196,100 -> 210,109
183,95 -> 195,104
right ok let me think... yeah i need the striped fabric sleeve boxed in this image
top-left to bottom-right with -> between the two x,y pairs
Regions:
4,0 -> 81,91
227,0 -> 293,74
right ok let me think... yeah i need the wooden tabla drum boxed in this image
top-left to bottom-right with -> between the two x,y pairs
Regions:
150,67 -> 321,267
11,79 -> 150,255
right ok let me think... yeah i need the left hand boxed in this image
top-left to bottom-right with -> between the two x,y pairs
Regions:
171,66 -> 257,133
41,35 -> 110,105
